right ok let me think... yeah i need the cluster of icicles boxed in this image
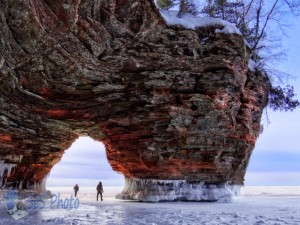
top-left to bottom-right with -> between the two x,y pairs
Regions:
116,178 -> 241,202
0,160 -> 48,191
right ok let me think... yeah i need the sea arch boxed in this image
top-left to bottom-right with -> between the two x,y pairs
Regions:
0,0 -> 269,202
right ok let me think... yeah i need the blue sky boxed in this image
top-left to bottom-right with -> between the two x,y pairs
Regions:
245,14 -> 300,185
47,10 -> 300,188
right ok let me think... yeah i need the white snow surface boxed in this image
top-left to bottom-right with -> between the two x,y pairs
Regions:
160,10 -> 242,35
1,186 -> 300,224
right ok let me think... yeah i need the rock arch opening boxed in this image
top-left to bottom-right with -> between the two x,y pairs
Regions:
46,136 -> 124,190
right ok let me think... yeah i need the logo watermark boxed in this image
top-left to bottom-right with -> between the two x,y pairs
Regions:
50,193 -> 80,209
2,188 -> 80,220
5,188 -> 29,220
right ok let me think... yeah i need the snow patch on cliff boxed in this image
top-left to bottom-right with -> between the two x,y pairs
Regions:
248,59 -> 257,72
160,10 -> 241,35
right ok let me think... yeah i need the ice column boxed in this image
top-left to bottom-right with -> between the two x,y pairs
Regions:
28,174 -> 49,192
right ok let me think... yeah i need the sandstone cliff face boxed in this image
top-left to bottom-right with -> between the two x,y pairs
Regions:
0,0 -> 269,190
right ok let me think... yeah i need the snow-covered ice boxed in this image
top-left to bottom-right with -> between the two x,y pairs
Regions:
1,186 -> 300,224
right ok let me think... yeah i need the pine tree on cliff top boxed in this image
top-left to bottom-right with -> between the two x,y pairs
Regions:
156,0 -> 198,17
178,0 -> 198,17
156,0 -> 175,10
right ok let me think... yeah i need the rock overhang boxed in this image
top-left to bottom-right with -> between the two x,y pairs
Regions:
0,0 -> 270,201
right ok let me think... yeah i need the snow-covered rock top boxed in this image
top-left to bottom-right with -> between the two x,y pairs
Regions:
160,10 -> 242,35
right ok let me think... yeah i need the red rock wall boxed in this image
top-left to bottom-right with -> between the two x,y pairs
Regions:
0,0 -> 269,189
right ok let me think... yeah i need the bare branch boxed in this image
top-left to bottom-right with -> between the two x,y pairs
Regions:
251,0 -> 280,51
283,0 -> 300,15
237,0 -> 255,27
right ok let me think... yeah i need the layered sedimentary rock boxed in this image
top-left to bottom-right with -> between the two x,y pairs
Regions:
0,0 -> 269,200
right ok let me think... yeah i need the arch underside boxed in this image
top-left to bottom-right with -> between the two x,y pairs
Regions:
0,0 -> 269,201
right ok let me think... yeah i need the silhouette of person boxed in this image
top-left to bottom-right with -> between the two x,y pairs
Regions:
96,181 -> 104,201
74,184 -> 79,197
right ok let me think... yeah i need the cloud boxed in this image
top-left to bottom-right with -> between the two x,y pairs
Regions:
47,178 -> 124,187
245,172 -> 300,186
247,150 -> 300,172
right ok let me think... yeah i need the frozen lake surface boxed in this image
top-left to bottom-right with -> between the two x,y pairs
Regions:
0,186 -> 300,225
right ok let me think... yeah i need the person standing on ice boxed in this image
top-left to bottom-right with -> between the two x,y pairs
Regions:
96,181 -> 104,201
74,184 -> 79,197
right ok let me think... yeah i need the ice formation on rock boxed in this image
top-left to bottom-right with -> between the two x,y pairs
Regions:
116,178 -> 241,202
30,174 -> 48,192
0,160 -> 16,188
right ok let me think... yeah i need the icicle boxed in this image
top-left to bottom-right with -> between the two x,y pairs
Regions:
0,160 -> 16,188
7,164 -> 15,177
28,174 -> 49,191
19,181 -> 23,189
0,160 -> 5,177
39,173 -> 49,192
0,161 -> 16,177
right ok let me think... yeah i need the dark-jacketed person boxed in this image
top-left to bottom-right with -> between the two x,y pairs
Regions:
96,181 -> 104,201
74,184 -> 79,197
